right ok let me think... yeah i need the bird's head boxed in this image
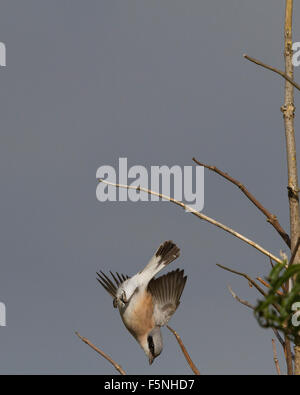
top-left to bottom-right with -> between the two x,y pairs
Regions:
141,327 -> 163,365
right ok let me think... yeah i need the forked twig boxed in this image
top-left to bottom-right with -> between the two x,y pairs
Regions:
227,286 -> 288,355
244,54 -> 300,92
167,325 -> 200,375
217,264 -> 267,297
192,158 -> 291,248
228,286 -> 255,309
75,331 -> 126,375
98,179 -> 282,264
217,263 -> 286,316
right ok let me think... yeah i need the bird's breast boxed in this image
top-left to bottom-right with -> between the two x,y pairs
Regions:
120,289 -> 155,339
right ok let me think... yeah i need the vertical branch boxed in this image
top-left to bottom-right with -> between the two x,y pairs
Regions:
272,339 -> 281,375
283,1 -> 299,258
295,346 -> 300,375
284,338 -> 294,375
282,0 -> 300,376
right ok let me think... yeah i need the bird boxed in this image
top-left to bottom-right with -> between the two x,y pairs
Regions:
97,240 -> 187,365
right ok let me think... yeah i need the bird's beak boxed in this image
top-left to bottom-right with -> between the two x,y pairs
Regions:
149,356 -> 154,365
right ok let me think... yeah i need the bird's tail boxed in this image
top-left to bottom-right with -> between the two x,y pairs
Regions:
139,241 -> 180,283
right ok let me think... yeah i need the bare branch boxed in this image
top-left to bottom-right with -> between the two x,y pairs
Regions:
283,0 -> 299,375
273,330 -> 286,352
192,158 -> 291,248
272,339 -> 281,375
227,286 -> 289,357
288,237 -> 300,266
75,331 -> 126,375
221,266 -> 295,371
272,331 -> 294,363
256,277 -> 284,296
217,264 -> 267,297
98,179 -> 282,264
244,54 -> 300,92
166,325 -> 200,375
228,285 -> 255,309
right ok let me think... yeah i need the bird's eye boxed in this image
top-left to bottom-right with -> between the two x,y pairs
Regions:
147,335 -> 155,356
113,298 -> 118,308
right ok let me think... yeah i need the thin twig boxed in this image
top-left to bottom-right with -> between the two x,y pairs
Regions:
283,0 -> 299,375
227,286 -> 290,357
218,264 -> 286,315
193,158 -> 291,248
98,179 -> 282,264
217,264 -> 267,297
166,325 -> 200,375
288,237 -> 300,266
244,54 -> 300,92
225,265 -> 294,370
75,331 -> 126,375
256,277 -> 284,296
228,285 -> 255,309
272,339 -> 281,375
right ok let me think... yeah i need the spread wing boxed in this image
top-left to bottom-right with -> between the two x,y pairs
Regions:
97,271 -> 130,299
147,269 -> 187,326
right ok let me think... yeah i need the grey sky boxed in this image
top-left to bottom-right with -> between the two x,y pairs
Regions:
0,0 -> 299,374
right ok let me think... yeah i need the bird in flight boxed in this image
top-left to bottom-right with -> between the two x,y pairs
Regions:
97,240 -> 187,365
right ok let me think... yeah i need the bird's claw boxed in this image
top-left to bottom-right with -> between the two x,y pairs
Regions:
120,291 -> 128,304
113,291 -> 128,308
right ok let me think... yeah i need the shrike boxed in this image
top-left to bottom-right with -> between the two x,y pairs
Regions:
97,240 -> 187,364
